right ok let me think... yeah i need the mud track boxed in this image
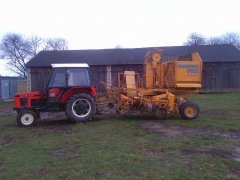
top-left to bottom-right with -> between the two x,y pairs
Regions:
139,120 -> 240,140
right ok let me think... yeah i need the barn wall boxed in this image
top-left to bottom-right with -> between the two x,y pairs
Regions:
202,62 -> 240,92
28,62 -> 240,93
111,65 -> 144,87
89,66 -> 107,94
29,67 -> 52,91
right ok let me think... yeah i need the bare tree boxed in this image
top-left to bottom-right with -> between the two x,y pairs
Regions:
184,33 -> 206,46
221,32 -> 240,49
185,32 -> 240,48
115,44 -> 122,49
27,36 -> 43,56
0,34 -> 30,78
207,36 -> 223,45
44,38 -> 68,50
0,33 -> 68,78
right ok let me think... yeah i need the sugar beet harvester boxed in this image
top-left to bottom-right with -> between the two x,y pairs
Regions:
102,48 -> 203,119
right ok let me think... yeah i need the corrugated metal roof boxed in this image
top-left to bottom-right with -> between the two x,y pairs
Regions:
27,44 -> 240,67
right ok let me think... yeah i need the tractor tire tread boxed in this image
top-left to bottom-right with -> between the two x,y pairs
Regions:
66,93 -> 96,122
16,109 -> 37,127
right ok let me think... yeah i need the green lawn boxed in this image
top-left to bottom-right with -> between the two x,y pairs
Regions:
0,93 -> 240,179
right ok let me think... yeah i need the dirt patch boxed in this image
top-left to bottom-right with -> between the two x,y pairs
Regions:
37,118 -> 72,133
143,149 -> 166,158
49,148 -> 66,158
234,147 -> 240,162
182,147 -> 240,163
182,149 -> 233,159
201,109 -> 228,118
0,162 -> 4,172
71,146 -> 79,159
40,112 -> 67,121
230,167 -> 240,179
0,135 -> 25,146
0,107 -> 15,116
37,164 -> 52,175
95,172 -> 106,179
2,135 -> 14,145
49,146 -> 79,159
139,121 -> 190,137
21,164 -> 53,179
35,112 -> 74,133
139,121 -> 240,140
44,124 -> 72,133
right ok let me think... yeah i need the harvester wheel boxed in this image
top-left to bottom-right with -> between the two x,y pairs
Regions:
66,93 -> 96,122
116,100 -> 130,115
179,101 -> 199,120
17,109 -> 37,127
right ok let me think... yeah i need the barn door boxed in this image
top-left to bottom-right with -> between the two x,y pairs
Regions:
1,80 -> 10,100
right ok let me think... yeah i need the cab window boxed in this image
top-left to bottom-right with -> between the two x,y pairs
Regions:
67,69 -> 90,86
48,69 -> 66,88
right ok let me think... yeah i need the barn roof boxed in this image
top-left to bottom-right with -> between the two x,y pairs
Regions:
27,44 -> 240,67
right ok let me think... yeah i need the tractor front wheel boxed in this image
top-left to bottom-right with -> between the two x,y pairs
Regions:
17,109 -> 37,127
179,101 -> 200,120
66,93 -> 96,122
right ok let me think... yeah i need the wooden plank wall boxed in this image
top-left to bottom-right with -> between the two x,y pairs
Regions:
111,65 -> 144,87
29,62 -> 240,93
30,68 -> 52,91
201,62 -> 240,92
89,66 -> 107,94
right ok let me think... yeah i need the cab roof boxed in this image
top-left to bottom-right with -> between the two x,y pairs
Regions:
51,63 -> 89,68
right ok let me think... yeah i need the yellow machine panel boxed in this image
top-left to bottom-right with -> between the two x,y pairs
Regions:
175,53 -> 202,85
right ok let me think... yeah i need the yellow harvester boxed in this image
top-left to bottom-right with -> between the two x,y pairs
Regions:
103,48 -> 203,119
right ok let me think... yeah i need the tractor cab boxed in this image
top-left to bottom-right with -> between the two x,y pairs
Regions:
48,63 -> 91,89
47,63 -> 92,104
14,63 -> 97,127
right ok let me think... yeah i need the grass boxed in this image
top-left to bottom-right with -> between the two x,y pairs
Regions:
167,92 -> 240,130
0,93 -> 240,179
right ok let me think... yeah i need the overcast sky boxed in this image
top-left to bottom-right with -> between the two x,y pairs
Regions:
0,0 -> 239,76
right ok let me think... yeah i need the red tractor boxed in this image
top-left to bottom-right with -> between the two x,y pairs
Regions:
14,63 -> 97,127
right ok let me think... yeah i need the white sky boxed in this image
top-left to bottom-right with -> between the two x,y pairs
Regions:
0,0 -> 239,75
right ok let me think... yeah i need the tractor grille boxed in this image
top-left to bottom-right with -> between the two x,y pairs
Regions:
20,98 -> 27,107
31,99 -> 46,107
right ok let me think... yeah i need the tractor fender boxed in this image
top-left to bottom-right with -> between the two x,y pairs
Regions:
60,86 -> 97,104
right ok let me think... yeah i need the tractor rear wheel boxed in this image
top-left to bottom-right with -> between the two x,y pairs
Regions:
179,101 -> 199,120
66,93 -> 96,122
17,109 -> 37,127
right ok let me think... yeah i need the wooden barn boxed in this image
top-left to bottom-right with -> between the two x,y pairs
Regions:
26,44 -> 240,93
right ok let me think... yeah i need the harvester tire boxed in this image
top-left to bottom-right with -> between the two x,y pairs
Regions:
17,109 -> 37,127
66,93 -> 96,122
179,101 -> 199,120
116,100 -> 130,115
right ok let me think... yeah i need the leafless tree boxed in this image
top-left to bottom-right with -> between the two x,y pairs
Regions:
185,32 -> 240,49
207,36 -> 223,45
115,44 -> 122,49
184,33 -> 206,46
0,33 -> 68,78
43,38 -> 68,50
221,32 -> 240,49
